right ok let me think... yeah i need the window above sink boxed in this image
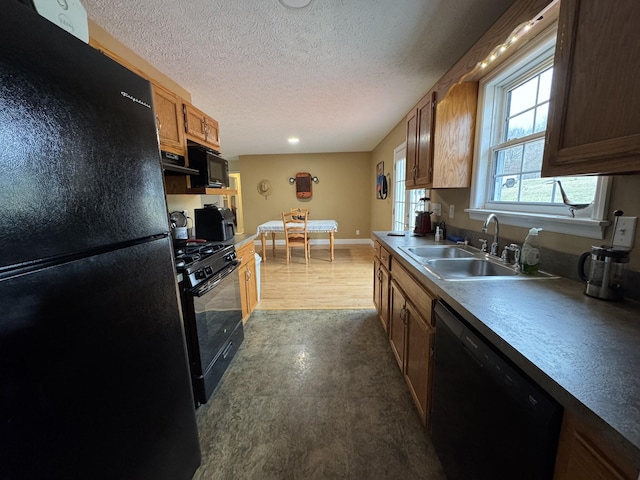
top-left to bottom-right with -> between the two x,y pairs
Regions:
468,23 -> 610,239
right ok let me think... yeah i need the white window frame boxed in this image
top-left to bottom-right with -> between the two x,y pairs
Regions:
393,143 -> 428,231
467,24 -> 610,239
392,144 -> 408,231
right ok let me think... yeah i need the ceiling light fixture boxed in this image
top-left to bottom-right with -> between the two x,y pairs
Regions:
288,137 -> 300,144
278,0 -> 312,9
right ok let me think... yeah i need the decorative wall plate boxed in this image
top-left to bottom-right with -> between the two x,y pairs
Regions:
257,179 -> 272,198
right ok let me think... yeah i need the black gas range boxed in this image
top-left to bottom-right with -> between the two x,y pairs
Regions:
174,241 -> 237,289
174,241 -> 243,405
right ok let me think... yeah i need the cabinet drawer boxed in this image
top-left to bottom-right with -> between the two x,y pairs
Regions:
236,243 -> 255,267
391,259 -> 434,323
379,246 -> 391,270
373,241 -> 391,270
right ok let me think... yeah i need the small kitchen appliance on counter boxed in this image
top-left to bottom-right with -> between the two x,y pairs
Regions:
578,210 -> 631,301
170,210 -> 191,240
195,205 -> 235,241
413,197 -> 432,236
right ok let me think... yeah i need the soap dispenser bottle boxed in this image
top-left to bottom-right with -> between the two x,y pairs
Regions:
520,228 -> 542,274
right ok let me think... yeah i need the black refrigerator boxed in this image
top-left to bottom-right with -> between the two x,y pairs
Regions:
0,2 -> 201,479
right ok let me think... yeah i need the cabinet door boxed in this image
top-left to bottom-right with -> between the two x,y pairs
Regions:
554,412 -> 637,480
373,259 -> 391,334
373,257 -> 381,312
432,82 -> 478,188
415,92 -> 436,186
237,243 -> 257,322
405,92 -> 437,188
184,103 -> 221,151
184,103 -> 208,144
405,107 -> 419,188
152,83 -> 185,155
244,257 -> 258,320
379,265 -> 390,334
404,301 -> 435,427
238,262 -> 249,320
204,116 -> 220,150
542,0 -> 640,176
388,281 -> 407,371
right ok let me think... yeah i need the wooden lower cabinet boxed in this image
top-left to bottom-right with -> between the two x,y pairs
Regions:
373,242 -> 390,333
404,299 -> 434,427
237,242 -> 258,323
388,260 -> 436,426
554,412 -> 638,480
389,281 -> 407,369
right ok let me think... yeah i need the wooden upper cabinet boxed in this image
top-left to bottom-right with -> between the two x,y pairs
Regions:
184,103 -> 220,151
405,108 -> 418,186
432,82 -> 478,188
542,0 -> 640,176
152,83 -> 185,156
405,92 -> 436,188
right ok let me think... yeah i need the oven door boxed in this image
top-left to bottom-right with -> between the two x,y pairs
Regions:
183,261 -> 243,404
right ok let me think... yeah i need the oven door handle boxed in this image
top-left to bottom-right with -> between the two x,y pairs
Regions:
192,260 -> 240,297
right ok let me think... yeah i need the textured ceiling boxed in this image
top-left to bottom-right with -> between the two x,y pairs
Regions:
82,0 -> 515,159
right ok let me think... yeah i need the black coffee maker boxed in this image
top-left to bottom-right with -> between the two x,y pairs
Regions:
413,197 -> 432,236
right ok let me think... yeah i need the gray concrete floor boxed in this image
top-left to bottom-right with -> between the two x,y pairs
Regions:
193,309 -> 446,480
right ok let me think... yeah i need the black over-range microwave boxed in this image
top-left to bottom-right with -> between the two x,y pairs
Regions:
187,144 -> 230,188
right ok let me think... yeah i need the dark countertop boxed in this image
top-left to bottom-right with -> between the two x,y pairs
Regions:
374,231 -> 640,468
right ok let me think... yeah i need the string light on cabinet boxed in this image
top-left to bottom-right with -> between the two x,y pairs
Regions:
469,0 -> 558,76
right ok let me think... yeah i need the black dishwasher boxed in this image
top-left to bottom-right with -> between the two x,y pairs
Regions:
431,301 -> 562,480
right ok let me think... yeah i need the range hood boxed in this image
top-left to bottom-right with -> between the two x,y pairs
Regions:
161,151 -> 199,175
162,163 -> 199,175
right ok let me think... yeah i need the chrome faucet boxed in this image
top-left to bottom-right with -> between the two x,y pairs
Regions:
481,213 -> 500,256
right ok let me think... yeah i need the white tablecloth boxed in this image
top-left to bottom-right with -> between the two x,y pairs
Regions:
257,219 -> 338,234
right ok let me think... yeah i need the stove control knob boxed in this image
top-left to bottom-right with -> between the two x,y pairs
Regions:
204,266 -> 213,276
195,269 -> 206,280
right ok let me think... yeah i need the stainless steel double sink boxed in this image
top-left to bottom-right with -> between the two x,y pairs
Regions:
399,245 -> 556,281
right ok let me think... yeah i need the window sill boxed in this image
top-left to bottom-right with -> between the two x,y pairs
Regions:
466,209 -> 609,239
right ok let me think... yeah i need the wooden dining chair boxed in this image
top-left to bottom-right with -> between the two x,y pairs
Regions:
282,210 -> 310,264
290,207 -> 309,220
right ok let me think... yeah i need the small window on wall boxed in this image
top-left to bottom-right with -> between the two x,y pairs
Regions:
468,24 -> 609,238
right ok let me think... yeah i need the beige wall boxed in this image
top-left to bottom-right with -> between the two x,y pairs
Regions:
370,120 -> 405,232
238,153 -> 371,241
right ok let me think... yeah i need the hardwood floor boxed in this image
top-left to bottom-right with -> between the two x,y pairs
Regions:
256,244 -> 374,310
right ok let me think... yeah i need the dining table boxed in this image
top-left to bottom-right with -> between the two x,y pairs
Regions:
256,219 -> 338,262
